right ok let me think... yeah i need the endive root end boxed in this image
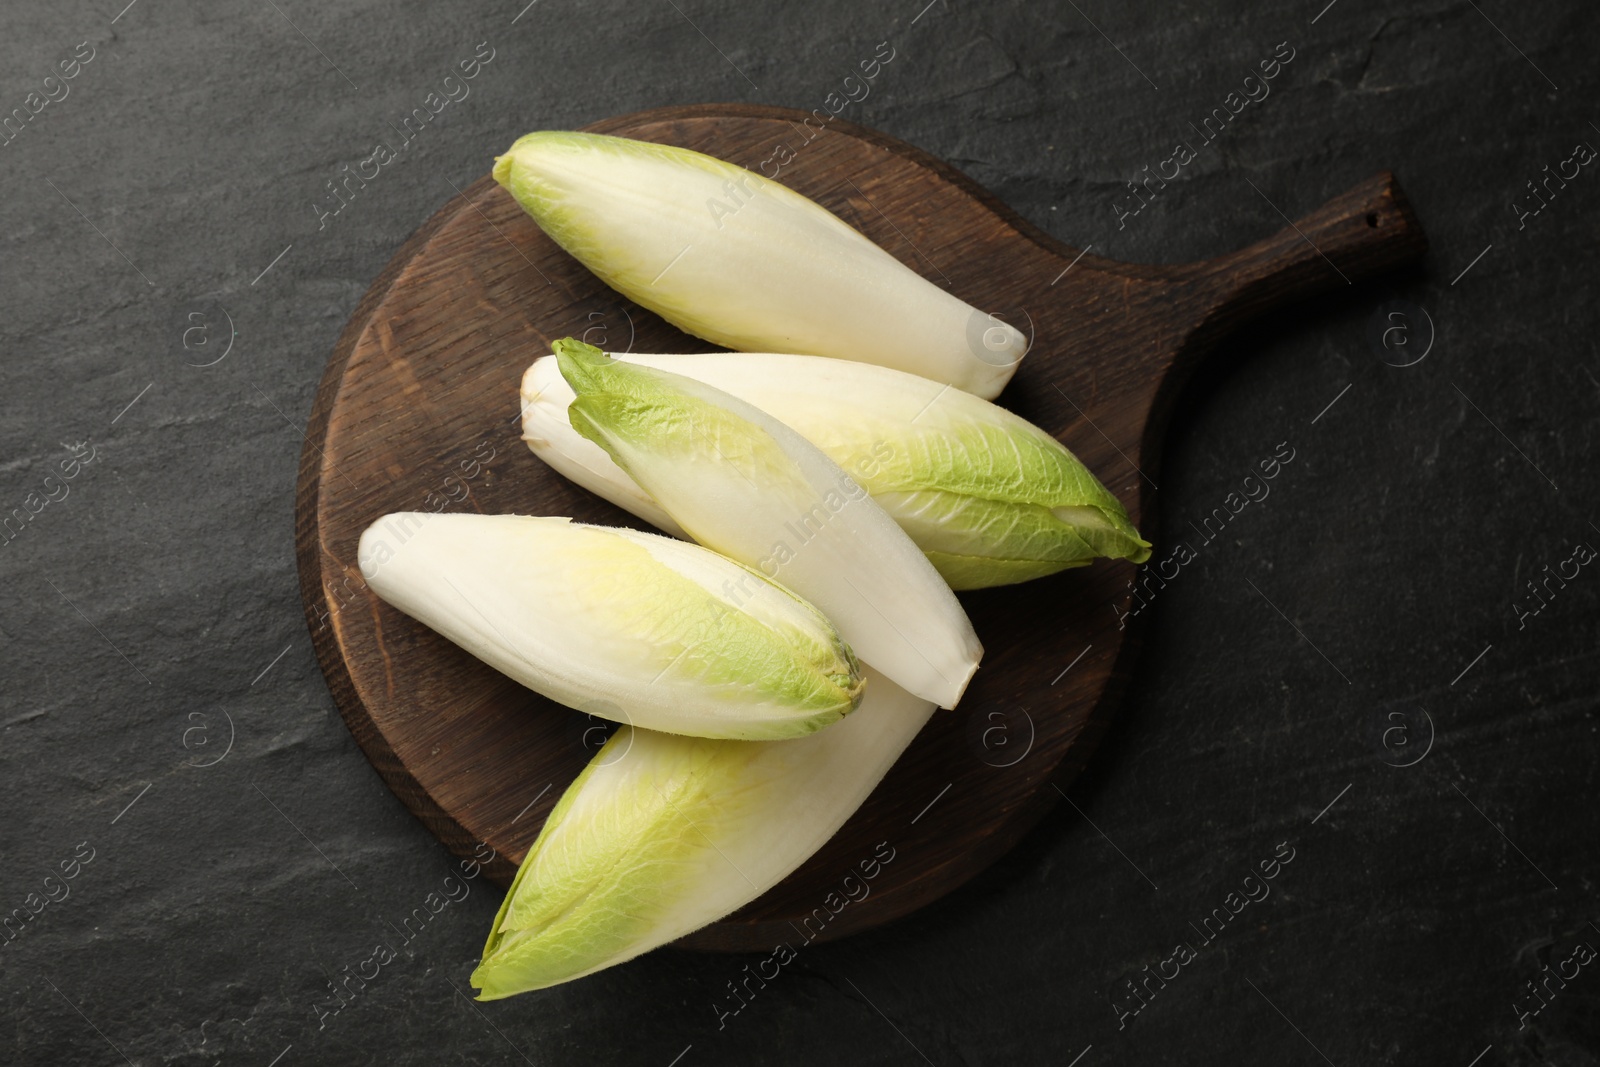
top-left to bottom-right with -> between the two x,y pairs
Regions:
941,656 -> 981,710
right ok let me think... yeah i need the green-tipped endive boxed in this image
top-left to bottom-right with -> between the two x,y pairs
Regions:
471,666 -> 933,998
493,130 -> 1027,399
551,340 -> 982,709
522,349 -> 1152,589
357,514 -> 863,740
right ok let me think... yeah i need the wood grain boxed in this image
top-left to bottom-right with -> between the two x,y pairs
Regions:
294,104 -> 1426,951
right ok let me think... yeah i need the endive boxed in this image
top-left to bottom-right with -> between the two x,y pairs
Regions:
493,130 -> 1027,399
357,513 -> 863,740
522,349 -> 1152,589
471,666 -> 934,998
553,340 -> 982,709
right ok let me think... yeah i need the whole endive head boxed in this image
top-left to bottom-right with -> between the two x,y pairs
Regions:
471,666 -> 935,998
523,348 -> 1151,589
494,130 -> 1026,399
358,513 -> 863,739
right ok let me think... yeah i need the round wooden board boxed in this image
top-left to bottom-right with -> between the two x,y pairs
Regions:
295,104 -> 1426,950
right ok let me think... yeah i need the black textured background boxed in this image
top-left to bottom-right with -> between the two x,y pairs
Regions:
2,1 -> 1597,1064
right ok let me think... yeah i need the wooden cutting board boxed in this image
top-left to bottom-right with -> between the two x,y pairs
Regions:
294,104 -> 1426,951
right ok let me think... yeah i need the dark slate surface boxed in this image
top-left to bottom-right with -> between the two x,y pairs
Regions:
2,0 -> 1596,1063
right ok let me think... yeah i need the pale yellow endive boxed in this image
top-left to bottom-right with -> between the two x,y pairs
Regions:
522,349 -> 1151,589
358,514 -> 863,740
471,666 -> 933,999
493,130 -> 1028,399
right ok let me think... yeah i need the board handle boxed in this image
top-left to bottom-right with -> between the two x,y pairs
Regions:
1179,171 -> 1428,332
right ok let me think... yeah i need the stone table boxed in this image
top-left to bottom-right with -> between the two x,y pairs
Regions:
1,0 -> 1595,1063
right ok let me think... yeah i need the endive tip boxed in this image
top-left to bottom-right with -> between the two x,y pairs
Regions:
552,336 -> 605,359
493,132 -> 559,188
552,337 -> 613,391
495,130 -> 595,189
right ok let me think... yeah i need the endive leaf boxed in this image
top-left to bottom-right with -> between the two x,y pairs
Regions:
493,130 -> 1027,399
552,340 -> 983,709
470,666 -> 934,998
358,514 -> 862,739
521,350 -> 1150,589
